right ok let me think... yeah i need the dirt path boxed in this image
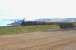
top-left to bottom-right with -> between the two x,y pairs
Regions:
0,31 -> 76,50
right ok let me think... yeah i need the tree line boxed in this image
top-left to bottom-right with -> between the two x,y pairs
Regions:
9,19 -> 76,29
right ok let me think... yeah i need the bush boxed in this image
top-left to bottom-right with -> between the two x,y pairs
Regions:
58,23 -> 74,29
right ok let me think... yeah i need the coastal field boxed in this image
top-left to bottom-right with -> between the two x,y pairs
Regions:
0,25 -> 76,50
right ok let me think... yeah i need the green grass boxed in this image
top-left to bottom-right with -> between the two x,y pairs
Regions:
0,25 -> 59,35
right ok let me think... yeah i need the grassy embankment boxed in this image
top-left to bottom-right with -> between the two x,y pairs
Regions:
1,22 -> 76,35
0,25 -> 59,35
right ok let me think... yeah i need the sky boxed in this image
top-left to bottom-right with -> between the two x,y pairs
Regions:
0,0 -> 76,20
0,0 -> 76,26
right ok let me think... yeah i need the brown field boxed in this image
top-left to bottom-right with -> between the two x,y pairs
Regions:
0,31 -> 76,50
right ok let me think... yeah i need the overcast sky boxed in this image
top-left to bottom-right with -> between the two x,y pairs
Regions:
0,0 -> 76,20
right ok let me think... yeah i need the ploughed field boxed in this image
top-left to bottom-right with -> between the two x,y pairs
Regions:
0,31 -> 76,50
